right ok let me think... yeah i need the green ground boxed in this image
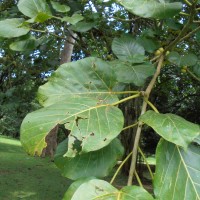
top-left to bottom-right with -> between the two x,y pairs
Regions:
0,136 -> 72,200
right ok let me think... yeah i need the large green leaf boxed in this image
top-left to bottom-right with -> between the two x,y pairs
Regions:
118,0 -> 182,19
154,139 -> 200,200
9,36 -> 42,51
20,96 -> 124,157
54,138 -> 124,180
50,1 -> 70,13
0,18 -> 30,38
63,179 -> 154,200
18,0 -> 52,18
112,36 -> 145,62
113,61 -> 155,86
38,57 -> 118,107
139,111 -> 200,150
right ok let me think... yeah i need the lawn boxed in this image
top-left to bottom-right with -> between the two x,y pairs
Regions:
0,136 -> 72,200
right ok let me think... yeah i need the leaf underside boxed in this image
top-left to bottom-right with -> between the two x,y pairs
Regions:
154,139 -> 200,200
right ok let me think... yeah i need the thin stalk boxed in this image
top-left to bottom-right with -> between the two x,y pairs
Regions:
122,122 -> 139,131
110,152 -> 133,184
187,68 -> 200,82
184,0 -> 192,6
144,98 -> 159,113
138,147 -> 154,181
112,93 -> 140,106
134,170 -> 143,188
127,55 -> 164,186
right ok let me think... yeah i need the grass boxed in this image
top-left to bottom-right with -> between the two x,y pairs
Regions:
0,135 -> 72,200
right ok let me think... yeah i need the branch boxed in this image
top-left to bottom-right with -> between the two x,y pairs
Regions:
127,55 -> 164,186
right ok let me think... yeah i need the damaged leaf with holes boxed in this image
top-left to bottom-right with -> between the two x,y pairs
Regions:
20,96 -> 124,157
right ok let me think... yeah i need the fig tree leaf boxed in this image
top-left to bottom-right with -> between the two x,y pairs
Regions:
26,12 -> 52,23
9,36 -> 41,51
63,179 -> 154,200
18,0 -> 52,18
139,111 -> 200,150
154,139 -> 200,200
70,21 -> 96,32
193,63 -> 200,77
167,51 -> 181,66
62,14 -> 84,25
50,1 -> 70,13
136,37 -> 159,53
118,0 -> 182,19
20,96 -> 124,157
114,61 -> 155,86
112,36 -> 145,62
180,53 -> 198,67
54,138 -> 124,180
0,18 -> 30,38
63,177 -> 95,200
38,57 -> 118,107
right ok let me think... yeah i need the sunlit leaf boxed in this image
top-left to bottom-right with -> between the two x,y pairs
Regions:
139,111 -> 200,150
63,177 -> 94,200
54,138 -> 124,180
18,0 -> 52,18
38,57 -> 118,107
20,96 -> 124,157
113,61 -> 155,86
0,18 -> 30,38
50,1 -> 70,13
118,0 -> 182,19
63,179 -> 154,200
154,139 -> 200,200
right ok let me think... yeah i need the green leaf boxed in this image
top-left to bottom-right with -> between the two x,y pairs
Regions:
139,111 -> 200,150
50,1 -> 70,13
62,14 -> 84,25
114,61 -> 155,86
167,51 -> 181,66
38,57 -> 118,107
0,18 -> 30,38
26,12 -> 52,23
154,139 -> 200,200
9,36 -> 41,51
118,0 -> 182,19
20,96 -> 124,157
70,21 -> 96,32
181,53 -> 198,67
136,37 -> 159,53
63,177 -> 95,200
18,0 -> 52,18
64,179 -> 154,200
193,64 -> 200,77
167,52 -> 198,67
54,138 -> 124,180
112,36 -> 145,62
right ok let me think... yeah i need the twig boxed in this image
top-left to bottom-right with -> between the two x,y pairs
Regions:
110,152 -> 132,184
138,147 -> 154,181
187,68 -> 200,82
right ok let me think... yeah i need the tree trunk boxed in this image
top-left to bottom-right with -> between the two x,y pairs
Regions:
60,30 -> 77,64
